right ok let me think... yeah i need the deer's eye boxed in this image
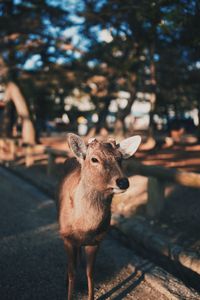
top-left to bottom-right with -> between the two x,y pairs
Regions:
91,157 -> 99,163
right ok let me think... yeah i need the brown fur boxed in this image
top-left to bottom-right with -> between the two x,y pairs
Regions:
58,140 -> 123,246
57,135 -> 140,300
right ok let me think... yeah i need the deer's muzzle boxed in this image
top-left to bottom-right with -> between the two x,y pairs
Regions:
116,177 -> 129,190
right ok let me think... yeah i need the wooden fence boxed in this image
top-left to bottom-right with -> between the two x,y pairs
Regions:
1,140 -> 200,218
123,160 -> 200,217
45,149 -> 200,217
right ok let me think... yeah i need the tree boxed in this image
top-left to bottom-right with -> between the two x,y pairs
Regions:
76,0 -> 200,138
0,0 -> 78,128
1,0 -> 199,140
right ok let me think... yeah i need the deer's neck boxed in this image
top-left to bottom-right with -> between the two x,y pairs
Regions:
75,179 -> 112,211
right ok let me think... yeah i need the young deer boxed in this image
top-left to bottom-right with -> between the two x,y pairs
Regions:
58,133 -> 141,300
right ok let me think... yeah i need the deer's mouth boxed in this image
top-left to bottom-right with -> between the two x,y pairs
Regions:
112,187 -> 127,194
106,185 -> 128,194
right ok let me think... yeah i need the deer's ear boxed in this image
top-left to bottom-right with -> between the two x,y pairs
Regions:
119,135 -> 141,159
67,133 -> 87,160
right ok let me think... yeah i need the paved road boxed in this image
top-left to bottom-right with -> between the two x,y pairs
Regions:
0,167 -> 170,300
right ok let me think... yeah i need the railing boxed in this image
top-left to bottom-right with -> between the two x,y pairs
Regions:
1,139 -> 200,218
123,160 -> 200,217
44,149 -> 200,217
44,150 -> 200,274
0,138 -> 46,167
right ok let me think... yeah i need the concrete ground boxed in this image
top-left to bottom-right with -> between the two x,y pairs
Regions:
1,167 -> 199,300
0,167 -> 166,300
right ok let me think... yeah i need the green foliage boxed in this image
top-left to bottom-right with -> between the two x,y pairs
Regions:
0,0 -> 76,121
78,0 -> 200,120
0,0 -> 199,129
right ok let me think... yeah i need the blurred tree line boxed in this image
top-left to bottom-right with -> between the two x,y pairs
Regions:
0,0 -> 200,138
79,0 -> 200,137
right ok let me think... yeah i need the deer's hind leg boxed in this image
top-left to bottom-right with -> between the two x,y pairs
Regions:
64,239 -> 78,300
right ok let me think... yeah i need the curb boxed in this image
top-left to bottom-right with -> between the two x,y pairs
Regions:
112,214 -> 200,276
127,259 -> 200,300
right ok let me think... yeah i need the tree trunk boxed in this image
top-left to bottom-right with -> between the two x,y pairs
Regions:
197,102 -> 200,143
95,96 -> 112,134
4,82 -> 36,145
116,74 -> 137,135
148,44 -> 157,138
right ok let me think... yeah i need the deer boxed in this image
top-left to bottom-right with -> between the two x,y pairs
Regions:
58,133 -> 141,300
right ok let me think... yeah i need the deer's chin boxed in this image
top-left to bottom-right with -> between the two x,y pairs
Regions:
105,187 -> 127,194
112,188 -> 127,194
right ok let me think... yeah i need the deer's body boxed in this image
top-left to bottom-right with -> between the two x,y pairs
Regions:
58,134 -> 141,300
59,157 -> 112,246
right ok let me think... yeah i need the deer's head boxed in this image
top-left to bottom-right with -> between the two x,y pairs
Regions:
67,133 -> 141,194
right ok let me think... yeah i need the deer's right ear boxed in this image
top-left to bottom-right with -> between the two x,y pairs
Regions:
119,135 -> 141,159
67,133 -> 87,160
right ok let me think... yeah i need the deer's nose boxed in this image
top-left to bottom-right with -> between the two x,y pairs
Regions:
116,177 -> 129,190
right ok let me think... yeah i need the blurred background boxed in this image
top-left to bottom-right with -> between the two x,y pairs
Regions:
0,0 -> 199,143
0,1 -> 200,298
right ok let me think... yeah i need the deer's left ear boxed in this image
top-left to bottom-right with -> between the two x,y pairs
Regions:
67,133 -> 87,160
119,135 -> 141,159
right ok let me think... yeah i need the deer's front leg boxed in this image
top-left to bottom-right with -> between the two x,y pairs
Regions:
64,239 -> 78,300
85,245 -> 99,300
